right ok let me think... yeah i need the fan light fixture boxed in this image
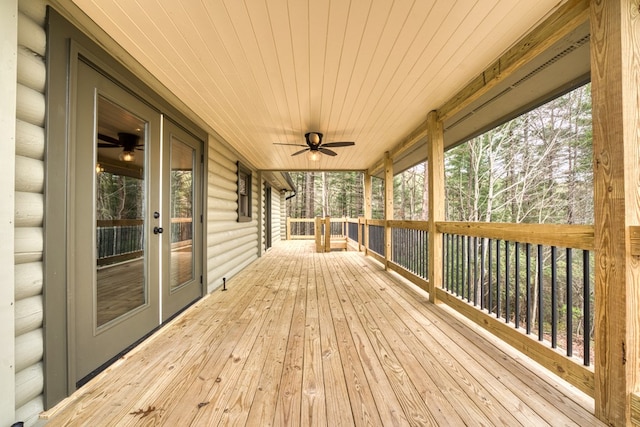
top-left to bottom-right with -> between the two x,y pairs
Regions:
119,150 -> 135,162
96,163 -> 104,173
307,150 -> 320,162
273,132 -> 354,160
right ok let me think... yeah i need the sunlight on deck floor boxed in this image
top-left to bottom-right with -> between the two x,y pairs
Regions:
42,240 -> 603,426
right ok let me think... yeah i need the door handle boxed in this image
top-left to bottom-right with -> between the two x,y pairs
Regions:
153,226 -> 163,234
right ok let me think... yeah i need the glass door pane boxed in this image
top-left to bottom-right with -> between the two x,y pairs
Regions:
95,96 -> 147,327
170,138 -> 195,290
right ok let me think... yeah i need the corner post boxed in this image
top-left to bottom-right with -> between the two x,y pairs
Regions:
591,0 -> 640,424
427,111 -> 445,303
384,152 -> 394,269
314,217 -> 322,252
286,217 -> 291,240
324,216 -> 331,252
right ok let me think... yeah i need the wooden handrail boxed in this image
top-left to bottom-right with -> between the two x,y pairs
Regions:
362,219 -> 593,250
96,219 -> 144,227
437,221 -> 594,250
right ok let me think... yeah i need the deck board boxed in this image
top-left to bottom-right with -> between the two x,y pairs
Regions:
43,240 -> 604,426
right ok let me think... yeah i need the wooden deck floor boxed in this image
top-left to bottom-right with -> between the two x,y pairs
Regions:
43,240 -> 603,426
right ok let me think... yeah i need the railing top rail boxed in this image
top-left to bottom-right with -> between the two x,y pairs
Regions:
437,221 -> 594,250
171,217 -> 193,223
388,220 -> 429,231
96,219 -> 144,227
288,218 -> 316,223
289,217 -> 352,223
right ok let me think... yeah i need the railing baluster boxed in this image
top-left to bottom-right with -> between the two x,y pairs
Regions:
458,236 -> 467,299
481,238 -> 486,310
551,246 -> 558,348
456,234 -> 460,296
448,234 -> 453,293
537,244 -> 544,342
496,239 -> 501,318
566,248 -> 573,358
515,242 -> 520,329
505,241 -> 510,323
583,250 -> 590,366
526,243 -> 532,335
488,239 -> 493,314
473,236 -> 478,306
467,236 -> 471,302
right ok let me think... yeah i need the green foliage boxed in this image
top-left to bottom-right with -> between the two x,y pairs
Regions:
287,171 -> 364,218
444,84 -> 593,225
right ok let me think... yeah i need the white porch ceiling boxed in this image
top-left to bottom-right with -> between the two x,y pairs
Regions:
69,0 -> 567,171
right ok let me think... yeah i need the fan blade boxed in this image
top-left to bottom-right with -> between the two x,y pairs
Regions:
291,148 -> 309,156
97,133 -> 120,145
321,141 -> 355,148
274,143 -> 307,147
319,148 -> 338,156
98,143 -> 120,148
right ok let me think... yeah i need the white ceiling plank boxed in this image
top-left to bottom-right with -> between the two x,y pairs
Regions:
69,0 -> 568,171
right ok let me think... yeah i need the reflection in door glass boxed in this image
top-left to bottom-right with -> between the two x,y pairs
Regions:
170,138 -> 195,290
95,96 -> 147,327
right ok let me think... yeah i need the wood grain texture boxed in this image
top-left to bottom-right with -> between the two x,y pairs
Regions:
43,241 -> 603,426
437,221 -> 594,250
384,153 -> 393,270
427,111 -> 445,302
591,0 -> 640,424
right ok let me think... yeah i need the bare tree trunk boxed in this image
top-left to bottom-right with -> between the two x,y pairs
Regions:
305,172 -> 315,234
321,172 -> 328,217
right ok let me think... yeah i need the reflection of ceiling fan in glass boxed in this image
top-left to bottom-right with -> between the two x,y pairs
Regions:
274,132 -> 355,162
98,132 -> 143,162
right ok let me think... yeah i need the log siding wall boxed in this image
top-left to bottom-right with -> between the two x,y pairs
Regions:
207,137 -> 259,292
14,1 -> 46,425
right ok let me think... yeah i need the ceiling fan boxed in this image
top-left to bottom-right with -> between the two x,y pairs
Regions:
274,132 -> 355,161
97,132 -> 143,162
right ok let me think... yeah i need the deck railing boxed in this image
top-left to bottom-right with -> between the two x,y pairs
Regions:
303,217 -> 596,396
96,219 -> 144,266
286,218 -> 316,240
97,218 -> 193,266
435,222 -> 595,396
390,221 -> 429,282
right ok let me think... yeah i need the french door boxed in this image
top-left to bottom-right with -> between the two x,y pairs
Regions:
73,60 -> 202,384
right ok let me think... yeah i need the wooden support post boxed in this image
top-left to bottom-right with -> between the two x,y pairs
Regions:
358,217 -> 363,252
427,111 -> 445,303
364,171 -> 372,256
591,0 -> 640,424
314,217 -> 322,253
324,217 -> 331,253
384,152 -> 393,269
286,217 -> 291,240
